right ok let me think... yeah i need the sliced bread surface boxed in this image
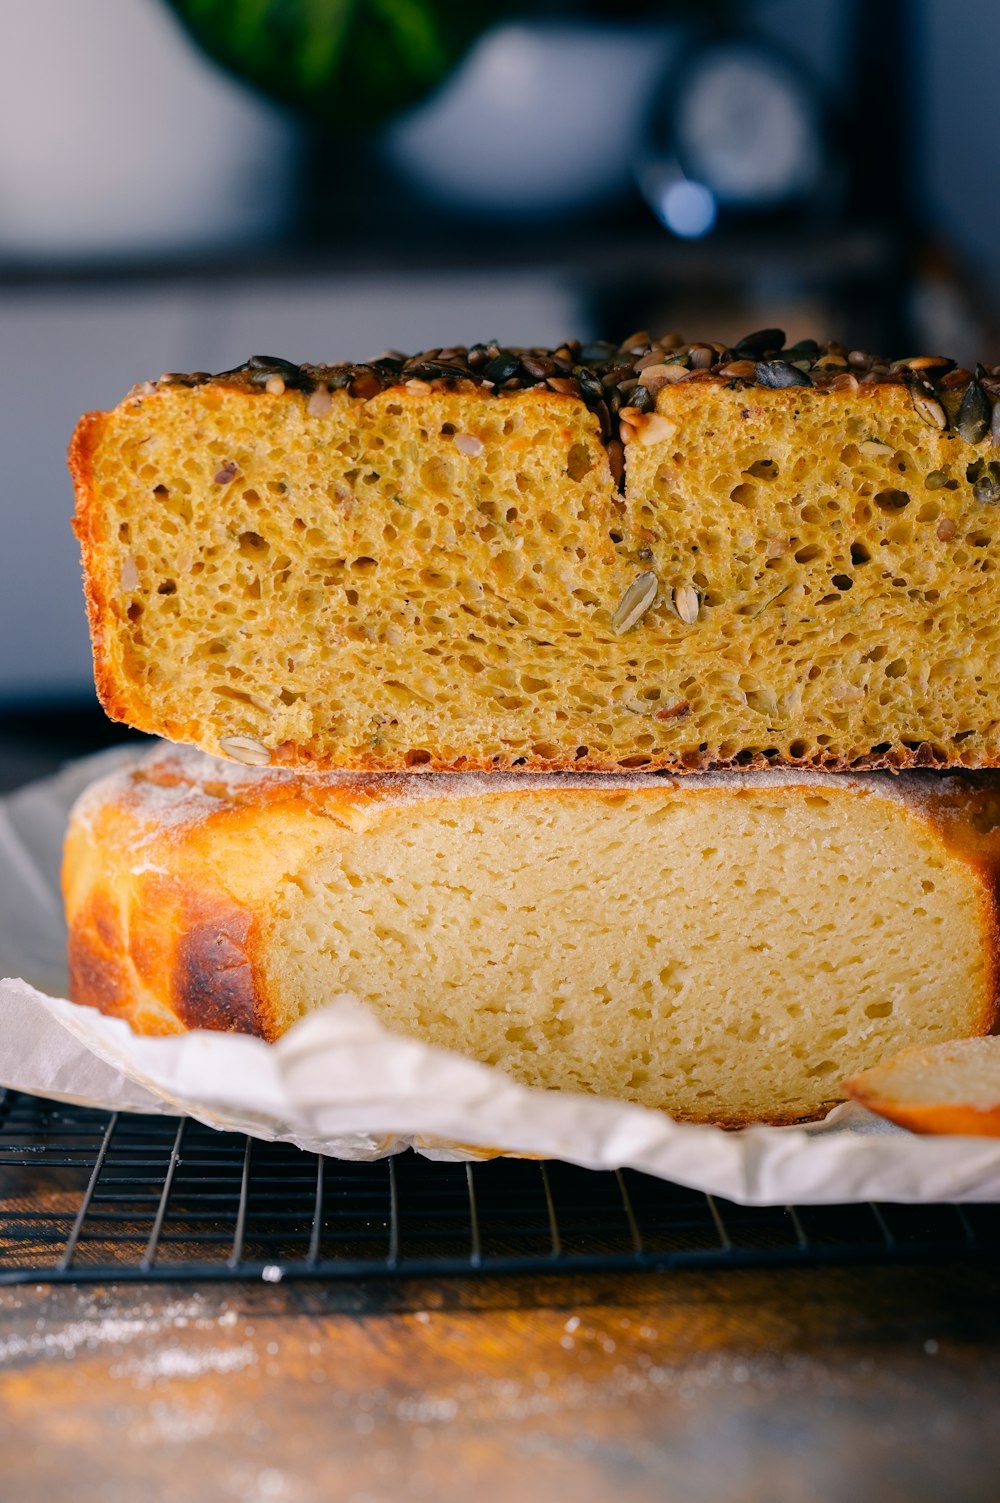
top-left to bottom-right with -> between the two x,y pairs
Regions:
69,337 -> 1000,773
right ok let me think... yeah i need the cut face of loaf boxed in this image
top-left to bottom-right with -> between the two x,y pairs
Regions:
62,747 -> 1000,1126
70,341 -> 1000,773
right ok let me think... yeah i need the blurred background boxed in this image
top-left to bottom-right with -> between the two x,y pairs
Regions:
1,0 -> 998,783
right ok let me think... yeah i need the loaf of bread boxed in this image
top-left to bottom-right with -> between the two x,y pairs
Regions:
844,1037 -> 1000,1136
69,333 -> 1000,775
62,744 -> 1000,1125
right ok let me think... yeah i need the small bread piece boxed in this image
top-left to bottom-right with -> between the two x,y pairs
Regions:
63,746 -> 1000,1125
70,338 -> 1000,774
844,1037 -> 1000,1136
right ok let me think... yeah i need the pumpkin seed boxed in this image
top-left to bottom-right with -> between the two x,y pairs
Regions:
968,457 -> 1000,502
306,386 -> 332,417
246,355 -> 301,378
755,360 -> 813,388
733,328 -> 786,358
957,379 -> 991,443
611,571 -> 658,633
483,352 -> 521,384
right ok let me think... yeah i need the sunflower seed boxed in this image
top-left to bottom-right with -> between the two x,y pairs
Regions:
637,363 -> 690,391
546,376 -> 581,397
453,432 -> 485,457
265,375 -> 286,396
219,735 -> 271,766
911,389 -> 947,429
905,355 -> 955,374
860,439 -> 894,457
674,584 -> 701,624
718,359 -> 758,380
611,571 -> 658,633
306,386 -> 332,417
958,379 -> 991,443
521,355 -> 556,379
120,555 -> 139,591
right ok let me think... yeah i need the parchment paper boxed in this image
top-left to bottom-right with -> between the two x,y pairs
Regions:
3,748 -> 1000,1205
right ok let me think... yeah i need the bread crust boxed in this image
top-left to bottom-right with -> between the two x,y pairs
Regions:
843,1036 -> 1000,1135
62,748 -> 1000,1124
843,1097 -> 1000,1137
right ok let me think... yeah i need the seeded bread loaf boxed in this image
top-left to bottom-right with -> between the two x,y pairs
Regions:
63,745 -> 1000,1125
70,332 -> 1000,775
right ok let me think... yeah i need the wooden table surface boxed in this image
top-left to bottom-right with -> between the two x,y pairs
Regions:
1,1261 -> 999,1503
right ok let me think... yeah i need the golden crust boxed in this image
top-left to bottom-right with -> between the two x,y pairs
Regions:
843,1038 -> 1000,1136
845,1098 -> 1000,1137
63,747 -> 1000,1125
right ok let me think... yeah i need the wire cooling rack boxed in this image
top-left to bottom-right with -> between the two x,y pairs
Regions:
0,1090 -> 997,1284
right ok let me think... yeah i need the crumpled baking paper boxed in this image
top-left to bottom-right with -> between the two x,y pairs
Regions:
3,747 -> 1000,1205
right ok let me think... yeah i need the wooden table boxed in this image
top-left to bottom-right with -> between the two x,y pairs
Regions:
1,1261 -> 998,1502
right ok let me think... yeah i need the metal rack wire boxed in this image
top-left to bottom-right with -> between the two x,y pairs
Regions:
0,1090 -> 996,1284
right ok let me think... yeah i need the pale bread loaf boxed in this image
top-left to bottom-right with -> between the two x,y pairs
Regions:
62,746 -> 1000,1125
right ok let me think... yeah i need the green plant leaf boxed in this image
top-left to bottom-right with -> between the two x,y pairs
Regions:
165,0 -> 498,128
